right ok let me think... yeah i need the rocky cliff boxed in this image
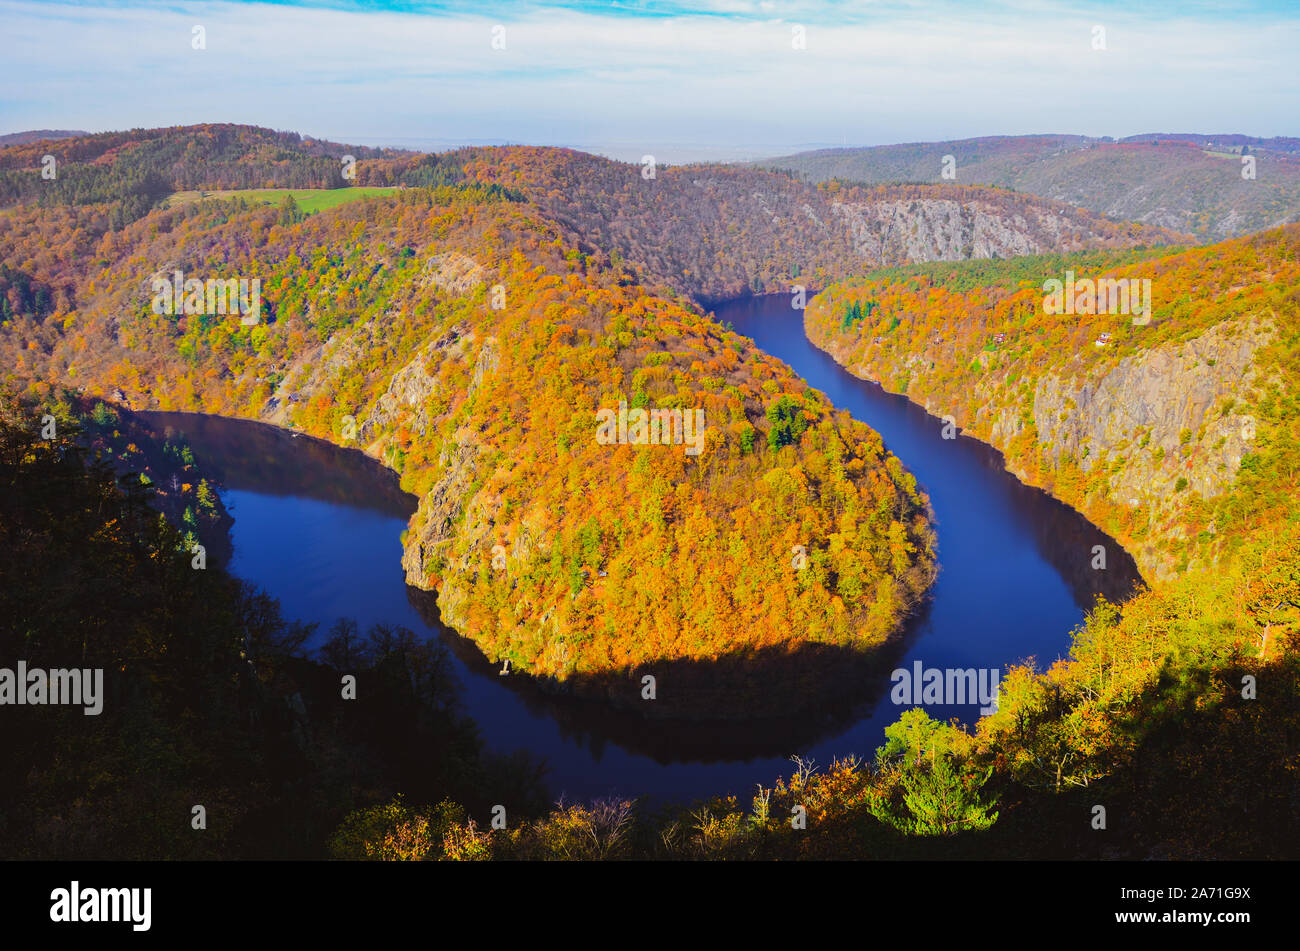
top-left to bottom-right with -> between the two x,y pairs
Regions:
465,148 -> 1184,303
831,194 -> 1150,265
806,230 -> 1298,583
758,134 -> 1300,241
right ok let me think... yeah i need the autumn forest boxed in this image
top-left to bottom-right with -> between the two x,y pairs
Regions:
0,115 -> 1294,873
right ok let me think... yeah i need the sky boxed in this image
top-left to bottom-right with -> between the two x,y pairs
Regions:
2,0 -> 1298,162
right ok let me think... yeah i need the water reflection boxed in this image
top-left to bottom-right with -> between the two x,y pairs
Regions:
139,412 -> 413,519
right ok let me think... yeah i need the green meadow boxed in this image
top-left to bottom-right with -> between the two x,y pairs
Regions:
166,186 -> 401,213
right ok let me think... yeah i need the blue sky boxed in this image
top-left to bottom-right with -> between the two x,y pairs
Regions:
2,0 -> 1297,161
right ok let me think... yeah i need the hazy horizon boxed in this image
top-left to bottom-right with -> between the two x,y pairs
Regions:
3,127 -> 1294,167
3,0 -> 1297,164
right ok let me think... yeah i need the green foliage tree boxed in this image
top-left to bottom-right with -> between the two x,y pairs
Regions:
884,753 -> 999,836
766,394 -> 808,449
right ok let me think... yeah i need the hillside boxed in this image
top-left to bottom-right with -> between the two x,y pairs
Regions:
758,134 -> 1300,240
0,123 -> 473,229
0,129 -> 88,146
0,123 -> 1182,299
793,228 -> 1300,856
462,146 -> 1183,302
805,232 -> 1300,582
0,398 -> 547,859
0,175 -> 936,719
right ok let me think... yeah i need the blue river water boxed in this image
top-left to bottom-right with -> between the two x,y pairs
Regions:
139,294 -> 1138,804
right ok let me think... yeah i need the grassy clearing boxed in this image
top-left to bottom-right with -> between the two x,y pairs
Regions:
165,187 -> 402,213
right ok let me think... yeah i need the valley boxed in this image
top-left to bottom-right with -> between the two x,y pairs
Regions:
0,124 -> 1296,861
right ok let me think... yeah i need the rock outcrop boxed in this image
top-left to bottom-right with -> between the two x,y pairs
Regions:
832,196 -> 1114,265
397,331 -> 501,594
994,318 -> 1267,497
814,310 -> 1273,583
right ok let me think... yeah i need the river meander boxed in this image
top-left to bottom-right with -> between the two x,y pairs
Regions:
138,294 -> 1139,804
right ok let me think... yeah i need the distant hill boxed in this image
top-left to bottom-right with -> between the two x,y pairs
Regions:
0,123 -> 416,190
0,130 -> 89,146
756,134 -> 1300,240
1121,132 -> 1300,152
462,146 -> 1186,302
0,123 -> 461,228
0,125 -> 1186,302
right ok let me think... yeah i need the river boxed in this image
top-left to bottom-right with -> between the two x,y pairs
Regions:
138,294 -> 1139,804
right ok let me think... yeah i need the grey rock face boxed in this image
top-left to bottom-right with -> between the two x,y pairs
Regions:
832,197 -> 1101,265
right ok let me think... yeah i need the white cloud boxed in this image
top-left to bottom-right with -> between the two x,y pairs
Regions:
0,0 -> 1296,161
